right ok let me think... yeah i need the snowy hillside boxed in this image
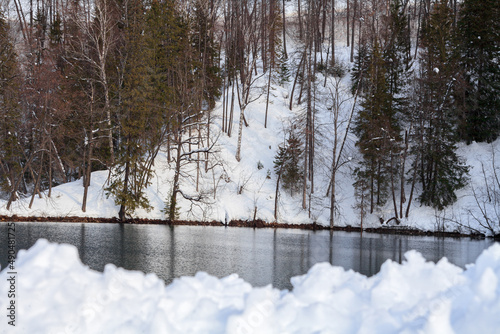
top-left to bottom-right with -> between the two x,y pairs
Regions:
1,40 -> 500,236
1,0 -> 500,237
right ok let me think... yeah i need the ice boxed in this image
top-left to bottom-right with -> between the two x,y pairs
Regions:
1,240 -> 500,333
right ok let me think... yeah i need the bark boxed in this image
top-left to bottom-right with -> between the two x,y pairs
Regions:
298,0 -> 303,39
82,137 -> 92,212
289,52 -> 305,110
265,64 -> 272,128
282,0 -> 287,58
346,0 -> 350,47
390,153 -> 398,218
350,0 -> 357,62
29,154 -> 44,210
399,130 -> 409,218
330,0 -> 335,65
169,129 -> 183,220
235,103 -> 245,162
118,142 -> 131,222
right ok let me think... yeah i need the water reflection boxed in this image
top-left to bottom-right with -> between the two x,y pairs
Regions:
0,222 -> 495,290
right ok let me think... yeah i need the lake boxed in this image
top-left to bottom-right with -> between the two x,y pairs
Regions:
0,222 -> 495,290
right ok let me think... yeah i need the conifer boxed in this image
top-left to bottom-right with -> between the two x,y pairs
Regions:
414,0 -> 469,210
0,13 -> 23,197
353,40 -> 401,213
457,0 -> 500,143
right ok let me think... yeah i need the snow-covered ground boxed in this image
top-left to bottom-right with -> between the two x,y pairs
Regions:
1,60 -> 499,235
1,239 -> 500,333
1,26 -> 499,235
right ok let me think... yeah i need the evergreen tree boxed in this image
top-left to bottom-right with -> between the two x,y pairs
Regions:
190,0 -> 222,109
274,132 -> 304,196
350,42 -> 370,95
414,0 -> 468,210
107,0 -> 156,220
277,51 -> 290,86
353,40 -> 401,213
0,13 -> 22,198
384,0 -> 412,109
457,0 -> 500,143
382,0 -> 414,218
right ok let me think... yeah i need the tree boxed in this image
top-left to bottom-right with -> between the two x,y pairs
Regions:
274,130 -> 304,221
326,74 -> 359,227
457,0 -> 500,143
383,0 -> 413,219
64,0 -> 117,212
353,39 -> 401,214
107,0 -> 156,220
414,0 -> 468,210
274,132 -> 304,196
0,12 -> 23,201
163,1 -> 217,221
71,0 -> 118,165
383,0 -> 412,101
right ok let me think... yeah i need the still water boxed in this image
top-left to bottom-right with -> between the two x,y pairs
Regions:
0,222 -> 495,290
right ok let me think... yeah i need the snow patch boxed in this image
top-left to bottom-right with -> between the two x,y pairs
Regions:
1,240 -> 500,333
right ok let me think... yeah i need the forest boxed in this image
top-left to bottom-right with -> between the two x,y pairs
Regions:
1,0 -> 499,228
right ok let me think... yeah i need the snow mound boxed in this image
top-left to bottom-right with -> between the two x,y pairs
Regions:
1,240 -> 500,333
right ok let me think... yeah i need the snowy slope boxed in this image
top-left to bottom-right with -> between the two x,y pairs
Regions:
1,239 -> 500,333
0,39 -> 499,235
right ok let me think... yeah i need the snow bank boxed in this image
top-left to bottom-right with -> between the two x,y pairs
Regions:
1,240 -> 500,333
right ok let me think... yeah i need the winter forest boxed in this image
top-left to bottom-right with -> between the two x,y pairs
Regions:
0,0 -> 500,233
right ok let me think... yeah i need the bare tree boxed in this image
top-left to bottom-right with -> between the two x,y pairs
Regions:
70,0 -> 118,165
326,75 -> 360,227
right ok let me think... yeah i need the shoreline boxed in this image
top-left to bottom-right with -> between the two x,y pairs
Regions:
1,214 -> 493,240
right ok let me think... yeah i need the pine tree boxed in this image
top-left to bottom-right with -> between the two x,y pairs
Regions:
190,0 -> 222,110
146,0 -> 183,138
414,0 -> 468,210
107,0 -> 155,220
384,0 -> 412,106
277,50 -> 290,86
457,0 -> 500,143
274,132 -> 304,196
353,40 -> 401,214
350,42 -> 370,95
382,0 -> 413,218
0,13 -> 23,198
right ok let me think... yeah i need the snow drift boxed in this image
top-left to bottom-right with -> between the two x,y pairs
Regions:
1,239 -> 500,333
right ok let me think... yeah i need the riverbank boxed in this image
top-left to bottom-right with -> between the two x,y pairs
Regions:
1,214 -> 492,239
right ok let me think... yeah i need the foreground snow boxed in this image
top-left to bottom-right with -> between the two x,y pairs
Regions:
1,240 -> 500,333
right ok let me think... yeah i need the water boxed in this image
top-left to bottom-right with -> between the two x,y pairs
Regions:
0,222 -> 495,290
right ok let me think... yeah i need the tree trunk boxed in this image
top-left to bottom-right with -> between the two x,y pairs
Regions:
169,131 -> 183,221
118,135 -> 132,221
400,130 -> 409,218
235,104 -> 245,162
274,168 -> 282,221
29,153 -> 44,209
390,153 -> 398,218
265,65 -> 272,128
289,52 -> 305,110
330,0 -> 335,65
350,0 -> 357,62
282,0 -> 287,58
346,0 -> 350,47
82,143 -> 92,213
298,0 -> 303,39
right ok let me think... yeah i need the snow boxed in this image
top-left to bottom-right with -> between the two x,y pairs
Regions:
1,8 -> 500,236
1,239 -> 500,333
2,63 -> 500,235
